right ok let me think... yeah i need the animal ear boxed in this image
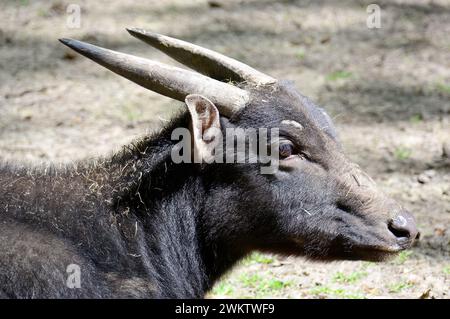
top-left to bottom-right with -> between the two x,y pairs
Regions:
185,94 -> 222,163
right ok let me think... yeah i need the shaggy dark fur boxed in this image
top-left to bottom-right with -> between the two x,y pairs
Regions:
0,82 -> 413,298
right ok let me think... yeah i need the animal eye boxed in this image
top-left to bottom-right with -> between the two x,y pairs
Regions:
279,142 -> 295,159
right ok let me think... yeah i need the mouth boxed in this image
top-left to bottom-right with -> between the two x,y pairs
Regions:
337,218 -> 419,261
347,239 -> 414,262
288,217 -> 418,262
346,248 -> 398,262
359,244 -> 403,253
289,236 -> 408,262
329,233 -> 416,262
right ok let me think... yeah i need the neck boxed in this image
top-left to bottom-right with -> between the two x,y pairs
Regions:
0,112 -> 248,298
96,113 -> 248,297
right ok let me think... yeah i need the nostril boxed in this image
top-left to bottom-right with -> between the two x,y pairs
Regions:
388,220 -> 410,238
388,213 -> 418,240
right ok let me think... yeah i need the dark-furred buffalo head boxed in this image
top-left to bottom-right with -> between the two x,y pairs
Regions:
60,29 -> 418,261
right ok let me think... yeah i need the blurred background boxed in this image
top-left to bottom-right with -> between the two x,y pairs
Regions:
0,0 -> 449,298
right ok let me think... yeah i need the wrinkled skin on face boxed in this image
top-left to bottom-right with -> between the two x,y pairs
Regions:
203,81 -> 418,262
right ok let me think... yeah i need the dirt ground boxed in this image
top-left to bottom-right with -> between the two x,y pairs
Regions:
0,0 -> 449,299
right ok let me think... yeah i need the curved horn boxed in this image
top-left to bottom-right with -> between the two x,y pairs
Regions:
126,28 -> 277,85
59,38 -> 249,117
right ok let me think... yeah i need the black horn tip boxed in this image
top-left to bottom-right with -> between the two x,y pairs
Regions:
59,38 -> 74,46
126,27 -> 159,41
58,38 -> 113,66
126,27 -> 144,36
59,38 -> 88,53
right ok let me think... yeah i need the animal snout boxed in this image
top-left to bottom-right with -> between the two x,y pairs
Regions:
388,211 -> 419,244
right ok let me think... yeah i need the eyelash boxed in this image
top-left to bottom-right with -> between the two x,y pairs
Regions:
278,137 -> 309,161
279,143 -> 293,158
279,141 -> 298,159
